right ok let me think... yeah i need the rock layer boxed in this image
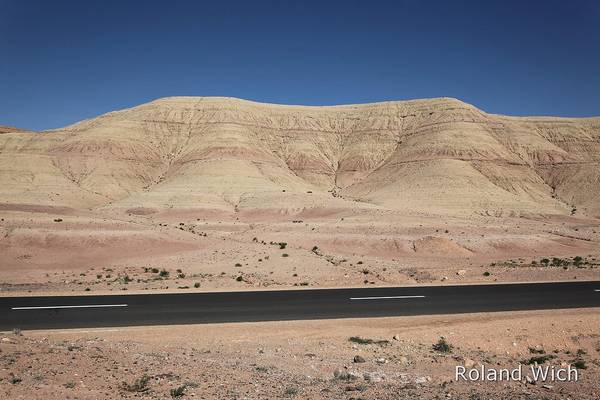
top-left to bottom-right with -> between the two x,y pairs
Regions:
1,97 -> 599,216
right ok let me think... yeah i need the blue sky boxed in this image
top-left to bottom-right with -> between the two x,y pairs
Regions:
1,0 -> 599,130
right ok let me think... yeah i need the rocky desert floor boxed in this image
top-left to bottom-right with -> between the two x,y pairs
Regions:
1,309 -> 599,399
1,205 -> 599,296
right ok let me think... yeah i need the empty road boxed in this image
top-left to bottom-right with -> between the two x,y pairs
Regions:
1,281 -> 599,330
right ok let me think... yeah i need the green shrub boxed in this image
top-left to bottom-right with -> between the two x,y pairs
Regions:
528,347 -> 545,354
551,257 -> 565,267
432,337 -> 452,353
348,336 -> 389,345
522,355 -> 555,365
122,374 -> 150,392
170,385 -> 186,398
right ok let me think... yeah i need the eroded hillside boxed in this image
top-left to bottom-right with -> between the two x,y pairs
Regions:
1,97 -> 599,217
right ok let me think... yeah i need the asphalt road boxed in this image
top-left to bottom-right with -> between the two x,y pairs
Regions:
1,281 -> 599,330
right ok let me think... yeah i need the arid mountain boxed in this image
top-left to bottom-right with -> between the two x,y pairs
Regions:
1,97 -> 599,217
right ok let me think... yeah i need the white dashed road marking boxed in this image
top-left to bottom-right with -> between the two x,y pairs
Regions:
349,295 -> 426,300
11,304 -> 128,310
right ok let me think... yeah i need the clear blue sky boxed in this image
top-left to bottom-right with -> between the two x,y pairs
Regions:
1,0 -> 599,130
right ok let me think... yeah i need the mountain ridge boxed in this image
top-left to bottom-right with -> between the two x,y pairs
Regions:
1,96 -> 599,217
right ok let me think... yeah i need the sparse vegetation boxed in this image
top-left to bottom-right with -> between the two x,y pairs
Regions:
522,354 -> 555,365
64,381 -> 76,388
122,374 -> 150,392
572,359 -> 587,369
170,385 -> 186,398
159,269 -> 169,277
528,347 -> 545,354
551,257 -> 565,267
432,337 -> 452,353
194,282 -> 200,288
284,387 -> 299,397
349,336 -> 389,345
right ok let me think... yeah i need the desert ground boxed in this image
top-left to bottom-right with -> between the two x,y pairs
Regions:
0,206 -> 599,296
1,97 -> 599,398
2,309 -> 599,399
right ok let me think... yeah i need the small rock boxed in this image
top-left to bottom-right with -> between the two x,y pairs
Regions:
334,369 -> 361,381
441,276 -> 448,281
463,358 -> 475,368
415,376 -> 431,385
399,356 -> 409,365
456,269 -> 467,276
364,371 -> 385,383
375,357 -> 387,364
542,384 -> 554,390
353,355 -> 366,363
393,334 -> 400,341
1,337 -> 12,343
